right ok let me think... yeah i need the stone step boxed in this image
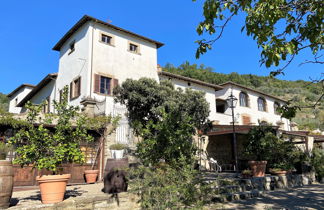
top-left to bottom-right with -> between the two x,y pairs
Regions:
212,189 -> 264,203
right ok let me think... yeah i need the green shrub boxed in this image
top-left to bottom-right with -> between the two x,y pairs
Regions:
0,142 -> 12,160
10,87 -> 94,173
109,143 -> 127,150
129,161 -> 213,209
244,124 -> 299,170
311,147 -> 324,181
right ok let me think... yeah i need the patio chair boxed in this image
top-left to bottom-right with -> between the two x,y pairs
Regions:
209,158 -> 222,173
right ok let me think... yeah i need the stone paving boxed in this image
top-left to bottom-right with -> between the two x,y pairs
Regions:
9,183 -> 140,209
212,184 -> 324,210
8,182 -> 324,209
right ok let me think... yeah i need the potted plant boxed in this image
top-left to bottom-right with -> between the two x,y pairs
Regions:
0,142 -> 14,208
10,87 -> 93,204
83,115 -> 119,184
241,169 -> 252,179
269,161 -> 293,176
110,143 -> 127,159
243,125 -> 278,177
0,142 -> 11,160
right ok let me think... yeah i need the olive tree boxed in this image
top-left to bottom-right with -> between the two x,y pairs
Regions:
114,78 -> 210,166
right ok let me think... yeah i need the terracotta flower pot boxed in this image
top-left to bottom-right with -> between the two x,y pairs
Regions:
84,170 -> 99,184
36,174 -> 71,204
270,169 -> 287,176
248,161 -> 267,177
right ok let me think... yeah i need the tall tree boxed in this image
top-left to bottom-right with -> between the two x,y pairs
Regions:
114,78 -> 210,166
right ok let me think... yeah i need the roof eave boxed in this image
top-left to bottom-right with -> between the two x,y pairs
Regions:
17,74 -> 57,107
220,81 -> 288,103
7,84 -> 35,98
53,15 -> 164,51
159,71 -> 223,90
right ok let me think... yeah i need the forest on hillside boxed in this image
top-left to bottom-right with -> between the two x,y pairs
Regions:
164,62 -> 324,131
0,93 -> 8,111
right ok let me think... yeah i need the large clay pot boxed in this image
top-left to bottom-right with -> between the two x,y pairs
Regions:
36,174 -> 71,204
248,161 -> 267,177
110,150 -> 124,159
84,170 -> 99,184
0,160 -> 14,208
269,169 -> 287,176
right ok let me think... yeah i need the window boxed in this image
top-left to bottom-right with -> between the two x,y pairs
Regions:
129,43 -> 139,53
257,97 -> 267,112
101,34 -> 113,45
69,41 -> 75,54
70,77 -> 81,99
216,99 -> 227,113
239,92 -> 249,107
94,74 -> 119,95
15,98 -> 18,106
100,76 -> 111,94
274,102 -> 280,115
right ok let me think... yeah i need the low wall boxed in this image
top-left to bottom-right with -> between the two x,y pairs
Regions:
239,173 -> 316,192
9,192 -> 139,210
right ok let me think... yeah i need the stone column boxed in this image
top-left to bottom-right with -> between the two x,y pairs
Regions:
80,98 -> 97,118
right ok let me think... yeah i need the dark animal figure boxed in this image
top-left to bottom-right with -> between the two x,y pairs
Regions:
102,170 -> 128,194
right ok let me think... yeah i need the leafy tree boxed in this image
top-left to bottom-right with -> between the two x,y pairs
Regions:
10,87 -> 93,173
114,78 -> 210,166
194,0 -> 323,118
195,0 -> 323,74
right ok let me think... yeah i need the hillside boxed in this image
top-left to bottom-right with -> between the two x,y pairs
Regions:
0,93 -> 8,111
163,62 -> 324,130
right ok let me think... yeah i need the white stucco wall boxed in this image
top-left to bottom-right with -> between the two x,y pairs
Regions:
216,85 -> 291,130
55,22 -> 92,107
55,21 -> 159,113
159,75 -> 219,121
29,80 -> 56,113
157,77 -> 290,130
8,86 -> 34,113
91,22 -> 159,104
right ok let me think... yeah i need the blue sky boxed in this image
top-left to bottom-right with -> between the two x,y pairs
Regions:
0,0 -> 322,94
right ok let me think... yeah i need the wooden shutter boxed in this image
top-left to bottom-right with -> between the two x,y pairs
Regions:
112,78 -> 118,95
47,96 -> 51,113
70,82 -> 73,99
242,115 -> 251,125
77,77 -> 81,97
94,74 -> 100,93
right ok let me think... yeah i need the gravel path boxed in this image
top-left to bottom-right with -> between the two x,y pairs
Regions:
218,184 -> 324,210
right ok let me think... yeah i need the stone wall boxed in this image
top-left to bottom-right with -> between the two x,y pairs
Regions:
9,193 -> 139,210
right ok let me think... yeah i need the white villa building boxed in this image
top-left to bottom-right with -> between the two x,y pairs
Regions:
9,15 -> 318,170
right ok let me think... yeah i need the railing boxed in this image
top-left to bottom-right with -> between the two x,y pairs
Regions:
94,98 -> 106,116
92,97 -> 134,145
113,104 -> 133,145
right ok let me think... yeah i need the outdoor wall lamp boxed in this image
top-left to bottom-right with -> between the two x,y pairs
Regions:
226,92 -> 239,173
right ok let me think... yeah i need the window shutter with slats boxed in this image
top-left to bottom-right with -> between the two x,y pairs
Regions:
94,74 -> 100,93
112,78 -> 118,95
70,82 -> 73,100
77,77 -> 81,97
